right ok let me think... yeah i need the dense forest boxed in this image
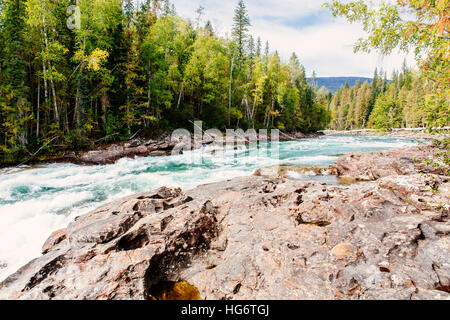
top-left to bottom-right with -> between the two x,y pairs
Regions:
325,0 -> 449,132
0,0 -> 330,164
328,63 -> 448,130
0,0 -> 448,165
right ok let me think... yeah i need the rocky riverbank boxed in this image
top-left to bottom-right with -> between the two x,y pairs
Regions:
0,144 -> 448,300
47,131 -> 324,166
324,129 -> 449,141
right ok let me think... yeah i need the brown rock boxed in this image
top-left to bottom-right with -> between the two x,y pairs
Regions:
329,145 -> 445,180
42,229 -> 67,254
331,243 -> 358,260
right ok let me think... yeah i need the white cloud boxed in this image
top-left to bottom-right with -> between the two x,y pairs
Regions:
171,0 -> 416,78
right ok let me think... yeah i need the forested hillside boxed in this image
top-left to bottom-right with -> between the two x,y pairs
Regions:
0,0 -> 330,164
328,64 -> 448,130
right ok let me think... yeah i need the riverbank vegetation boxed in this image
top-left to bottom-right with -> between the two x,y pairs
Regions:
0,0 -> 330,165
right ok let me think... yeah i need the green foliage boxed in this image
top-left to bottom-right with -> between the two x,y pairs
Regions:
328,65 -> 449,131
0,0 -> 30,150
422,138 -> 450,176
232,0 -> 251,64
0,0 -> 330,165
368,95 -> 402,129
324,0 -> 449,128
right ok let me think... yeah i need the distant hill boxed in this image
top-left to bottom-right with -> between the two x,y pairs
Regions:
307,77 -> 373,93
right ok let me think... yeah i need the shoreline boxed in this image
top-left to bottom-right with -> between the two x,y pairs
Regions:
0,131 -> 325,168
3,129 -> 447,169
0,142 -> 448,300
323,129 -> 450,141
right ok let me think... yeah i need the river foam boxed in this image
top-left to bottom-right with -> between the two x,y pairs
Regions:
0,135 -> 419,281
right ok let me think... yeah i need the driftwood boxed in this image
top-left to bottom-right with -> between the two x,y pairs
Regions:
128,129 -> 142,141
93,132 -> 120,144
16,136 -> 59,167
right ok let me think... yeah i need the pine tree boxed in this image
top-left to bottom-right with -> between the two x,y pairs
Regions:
1,0 -> 30,148
232,0 -> 251,64
248,35 -> 255,59
367,68 -> 379,121
162,0 -> 171,16
311,71 -> 317,89
289,53 -> 300,87
204,20 -> 214,36
256,36 -> 262,57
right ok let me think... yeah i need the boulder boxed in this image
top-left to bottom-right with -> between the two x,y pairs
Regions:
329,146 -> 444,181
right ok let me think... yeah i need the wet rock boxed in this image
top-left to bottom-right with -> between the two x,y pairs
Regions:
42,229 -> 67,254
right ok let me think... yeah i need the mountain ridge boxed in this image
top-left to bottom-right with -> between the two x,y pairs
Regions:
307,77 -> 373,93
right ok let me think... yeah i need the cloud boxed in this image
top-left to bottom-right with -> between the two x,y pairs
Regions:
170,0 -> 416,78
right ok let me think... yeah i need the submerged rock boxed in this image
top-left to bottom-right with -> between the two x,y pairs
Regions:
0,158 -> 448,299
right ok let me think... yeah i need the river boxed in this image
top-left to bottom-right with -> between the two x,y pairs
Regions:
0,134 -> 419,281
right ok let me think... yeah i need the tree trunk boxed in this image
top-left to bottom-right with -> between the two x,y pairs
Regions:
177,83 -> 184,109
251,94 -> 257,128
37,79 -> 40,137
42,8 -> 59,125
101,90 -> 110,129
147,60 -> 152,120
42,62 -> 48,111
228,54 -> 235,127
75,86 -> 81,128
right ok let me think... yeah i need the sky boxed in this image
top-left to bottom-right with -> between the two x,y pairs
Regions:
169,0 -> 416,78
